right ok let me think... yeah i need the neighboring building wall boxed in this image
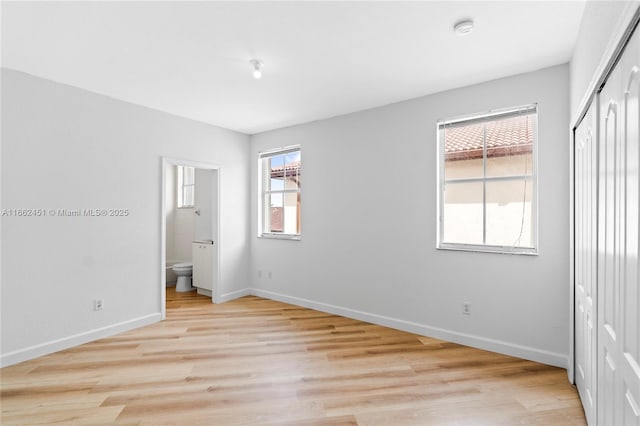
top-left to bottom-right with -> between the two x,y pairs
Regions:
284,177 -> 299,234
444,154 -> 533,247
1,69 -> 251,366
268,175 -> 300,234
250,64 -> 570,367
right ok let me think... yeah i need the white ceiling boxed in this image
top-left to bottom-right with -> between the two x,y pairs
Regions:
2,1 -> 585,135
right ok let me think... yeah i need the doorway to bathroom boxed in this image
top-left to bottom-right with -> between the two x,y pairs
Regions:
160,158 -> 220,319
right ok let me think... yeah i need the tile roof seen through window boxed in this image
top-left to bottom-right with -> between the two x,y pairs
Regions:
270,161 -> 301,178
444,114 -> 533,161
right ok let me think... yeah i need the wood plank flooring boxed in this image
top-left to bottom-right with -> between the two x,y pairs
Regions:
1,288 -> 586,425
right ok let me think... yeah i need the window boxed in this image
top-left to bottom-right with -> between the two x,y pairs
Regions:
259,147 -> 301,238
437,105 -> 537,254
177,165 -> 195,208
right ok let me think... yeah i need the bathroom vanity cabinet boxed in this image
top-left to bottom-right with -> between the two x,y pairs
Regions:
192,241 -> 215,296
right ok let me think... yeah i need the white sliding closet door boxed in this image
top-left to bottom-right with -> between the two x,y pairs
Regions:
599,54 -> 622,426
597,25 -> 640,426
575,98 -> 598,425
618,27 -> 640,426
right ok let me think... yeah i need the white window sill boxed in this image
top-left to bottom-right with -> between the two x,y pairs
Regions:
259,233 -> 301,241
437,244 -> 538,256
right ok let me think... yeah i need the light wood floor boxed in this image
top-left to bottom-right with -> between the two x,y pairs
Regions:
1,288 -> 586,425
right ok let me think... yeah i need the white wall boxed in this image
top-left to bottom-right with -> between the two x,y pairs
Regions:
1,69 -> 251,366
250,64 -> 570,367
570,1 -> 638,121
165,164 -> 177,263
193,168 -> 216,243
173,197 -> 195,263
165,164 -> 178,285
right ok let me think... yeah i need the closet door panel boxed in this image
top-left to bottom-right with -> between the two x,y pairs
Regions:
597,24 -> 640,426
576,118 -> 585,381
621,27 -> 640,426
575,98 -> 598,424
587,97 -> 598,421
599,62 -> 622,426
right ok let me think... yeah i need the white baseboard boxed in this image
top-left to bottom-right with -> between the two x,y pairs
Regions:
0,313 -> 161,368
1,289 -> 567,370
250,288 -> 568,369
197,288 -> 213,297
217,288 -> 251,303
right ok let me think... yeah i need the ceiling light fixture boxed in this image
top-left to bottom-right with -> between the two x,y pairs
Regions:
249,59 -> 263,79
454,20 -> 474,36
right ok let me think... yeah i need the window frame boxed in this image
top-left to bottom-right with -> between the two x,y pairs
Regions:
177,165 -> 195,209
258,146 -> 302,240
436,104 -> 539,255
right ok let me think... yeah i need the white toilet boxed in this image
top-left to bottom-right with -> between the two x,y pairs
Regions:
172,262 -> 194,292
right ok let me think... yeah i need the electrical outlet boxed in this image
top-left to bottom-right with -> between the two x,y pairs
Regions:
268,271 -> 272,279
462,302 -> 471,315
93,299 -> 103,311
258,270 -> 262,278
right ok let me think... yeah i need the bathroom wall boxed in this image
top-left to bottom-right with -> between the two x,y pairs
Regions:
173,166 -> 196,263
165,165 -> 177,264
1,68 -> 251,366
194,168 -> 217,243
166,166 -> 215,267
165,164 -> 177,285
